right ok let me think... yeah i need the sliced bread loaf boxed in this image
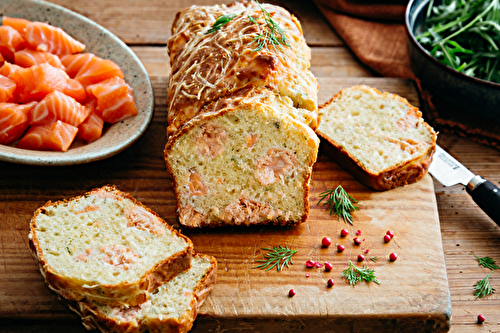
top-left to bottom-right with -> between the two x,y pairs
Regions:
165,87 -> 319,227
29,185 -> 193,305
317,85 -> 437,190
69,253 -> 217,333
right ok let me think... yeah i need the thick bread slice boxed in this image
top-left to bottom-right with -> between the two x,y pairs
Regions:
165,87 -> 320,227
70,253 -> 217,333
29,185 -> 193,305
317,85 -> 437,190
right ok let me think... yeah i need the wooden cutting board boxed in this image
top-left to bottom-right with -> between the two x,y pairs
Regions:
0,77 -> 451,332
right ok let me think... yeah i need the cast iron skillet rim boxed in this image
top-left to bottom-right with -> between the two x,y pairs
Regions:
405,0 -> 500,90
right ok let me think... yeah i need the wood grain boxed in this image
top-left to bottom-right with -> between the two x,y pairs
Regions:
1,0 -> 499,331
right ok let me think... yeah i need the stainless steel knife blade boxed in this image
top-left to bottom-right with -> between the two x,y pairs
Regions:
429,145 -> 500,226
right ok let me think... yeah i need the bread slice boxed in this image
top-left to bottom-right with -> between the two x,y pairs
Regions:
317,85 -> 437,190
29,185 -> 193,305
69,253 -> 217,333
165,87 -> 320,227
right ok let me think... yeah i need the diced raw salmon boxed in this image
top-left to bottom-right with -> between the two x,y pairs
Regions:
10,63 -> 69,103
0,62 -> 22,78
14,49 -> 65,69
2,16 -> 30,38
24,21 -> 85,56
0,101 -> 36,144
17,120 -> 78,151
77,101 -> 104,143
0,75 -> 16,103
30,90 -> 90,127
60,53 -> 124,86
86,76 -> 138,124
0,25 -> 26,62
64,78 -> 86,102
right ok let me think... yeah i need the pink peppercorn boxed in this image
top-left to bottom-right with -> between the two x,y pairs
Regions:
353,237 -> 362,245
322,237 -> 332,247
389,253 -> 398,261
340,229 -> 349,237
386,230 -> 395,238
306,273 -> 310,278
358,254 -> 365,262
365,249 -> 370,254
384,234 -> 392,243
306,259 -> 316,268
356,230 -> 361,236
289,289 -> 296,297
477,314 -> 485,324
327,279 -> 335,287
315,262 -> 324,268
337,244 -> 345,252
324,262 -> 333,271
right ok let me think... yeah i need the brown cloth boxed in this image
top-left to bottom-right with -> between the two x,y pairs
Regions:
314,0 -> 500,151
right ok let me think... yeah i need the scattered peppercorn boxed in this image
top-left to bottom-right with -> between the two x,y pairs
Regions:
325,262 -> 333,271
327,278 -> 335,287
358,254 -> 365,262
477,314 -> 485,324
289,289 -> 296,297
384,234 -> 392,243
386,230 -> 395,238
337,244 -> 345,252
322,237 -> 332,247
340,229 -> 349,237
353,237 -> 362,245
389,253 -> 398,261
315,262 -> 324,268
306,259 -> 316,268
356,230 -> 361,236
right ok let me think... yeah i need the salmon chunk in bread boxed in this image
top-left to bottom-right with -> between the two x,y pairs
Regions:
69,253 -> 217,333
29,185 -> 193,306
317,85 -> 437,191
165,87 -> 319,227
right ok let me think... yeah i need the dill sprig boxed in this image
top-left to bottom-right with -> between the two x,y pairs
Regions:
206,13 -> 237,34
369,256 -> 381,263
317,185 -> 359,225
475,255 -> 500,270
249,1 -> 291,53
342,260 -> 380,286
253,245 -> 297,272
474,271 -> 496,299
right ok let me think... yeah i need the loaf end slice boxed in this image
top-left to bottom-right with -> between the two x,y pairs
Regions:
71,253 -> 217,333
317,85 -> 437,191
165,88 -> 320,227
29,185 -> 193,305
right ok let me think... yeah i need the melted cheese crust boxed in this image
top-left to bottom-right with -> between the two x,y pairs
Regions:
166,1 -> 318,137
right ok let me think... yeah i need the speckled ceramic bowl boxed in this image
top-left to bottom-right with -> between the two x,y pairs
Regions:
405,0 -> 500,122
0,0 -> 154,166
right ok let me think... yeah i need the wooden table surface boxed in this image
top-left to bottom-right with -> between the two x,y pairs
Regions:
1,0 -> 499,332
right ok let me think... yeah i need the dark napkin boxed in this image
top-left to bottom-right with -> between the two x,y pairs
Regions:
313,0 -> 500,150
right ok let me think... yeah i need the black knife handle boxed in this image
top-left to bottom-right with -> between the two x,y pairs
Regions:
467,179 -> 500,226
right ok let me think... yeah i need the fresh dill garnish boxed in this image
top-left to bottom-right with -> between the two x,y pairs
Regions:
342,260 -> 380,286
369,256 -> 380,263
475,255 -> 500,270
206,13 -> 237,34
253,245 -> 297,272
248,1 -> 291,53
474,271 -> 496,299
317,185 -> 359,225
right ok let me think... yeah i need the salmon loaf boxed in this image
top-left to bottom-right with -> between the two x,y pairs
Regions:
317,85 -> 437,190
165,1 -> 320,227
70,254 -> 217,333
29,185 -> 193,306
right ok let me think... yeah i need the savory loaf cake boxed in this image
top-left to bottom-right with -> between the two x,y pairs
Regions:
317,85 -> 437,190
166,0 -> 319,137
164,1 -> 320,227
70,253 -> 217,333
29,185 -> 193,305
165,87 -> 319,227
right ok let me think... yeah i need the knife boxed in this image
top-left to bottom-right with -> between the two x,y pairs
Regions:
429,145 -> 500,226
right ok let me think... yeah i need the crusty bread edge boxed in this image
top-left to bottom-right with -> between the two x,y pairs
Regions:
317,85 -> 437,191
28,185 -> 194,306
68,253 -> 218,333
164,96 -> 319,228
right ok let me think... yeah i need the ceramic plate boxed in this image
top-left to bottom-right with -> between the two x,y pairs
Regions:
0,0 -> 154,165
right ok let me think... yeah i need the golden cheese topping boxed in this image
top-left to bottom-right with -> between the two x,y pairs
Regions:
166,1 -> 318,137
